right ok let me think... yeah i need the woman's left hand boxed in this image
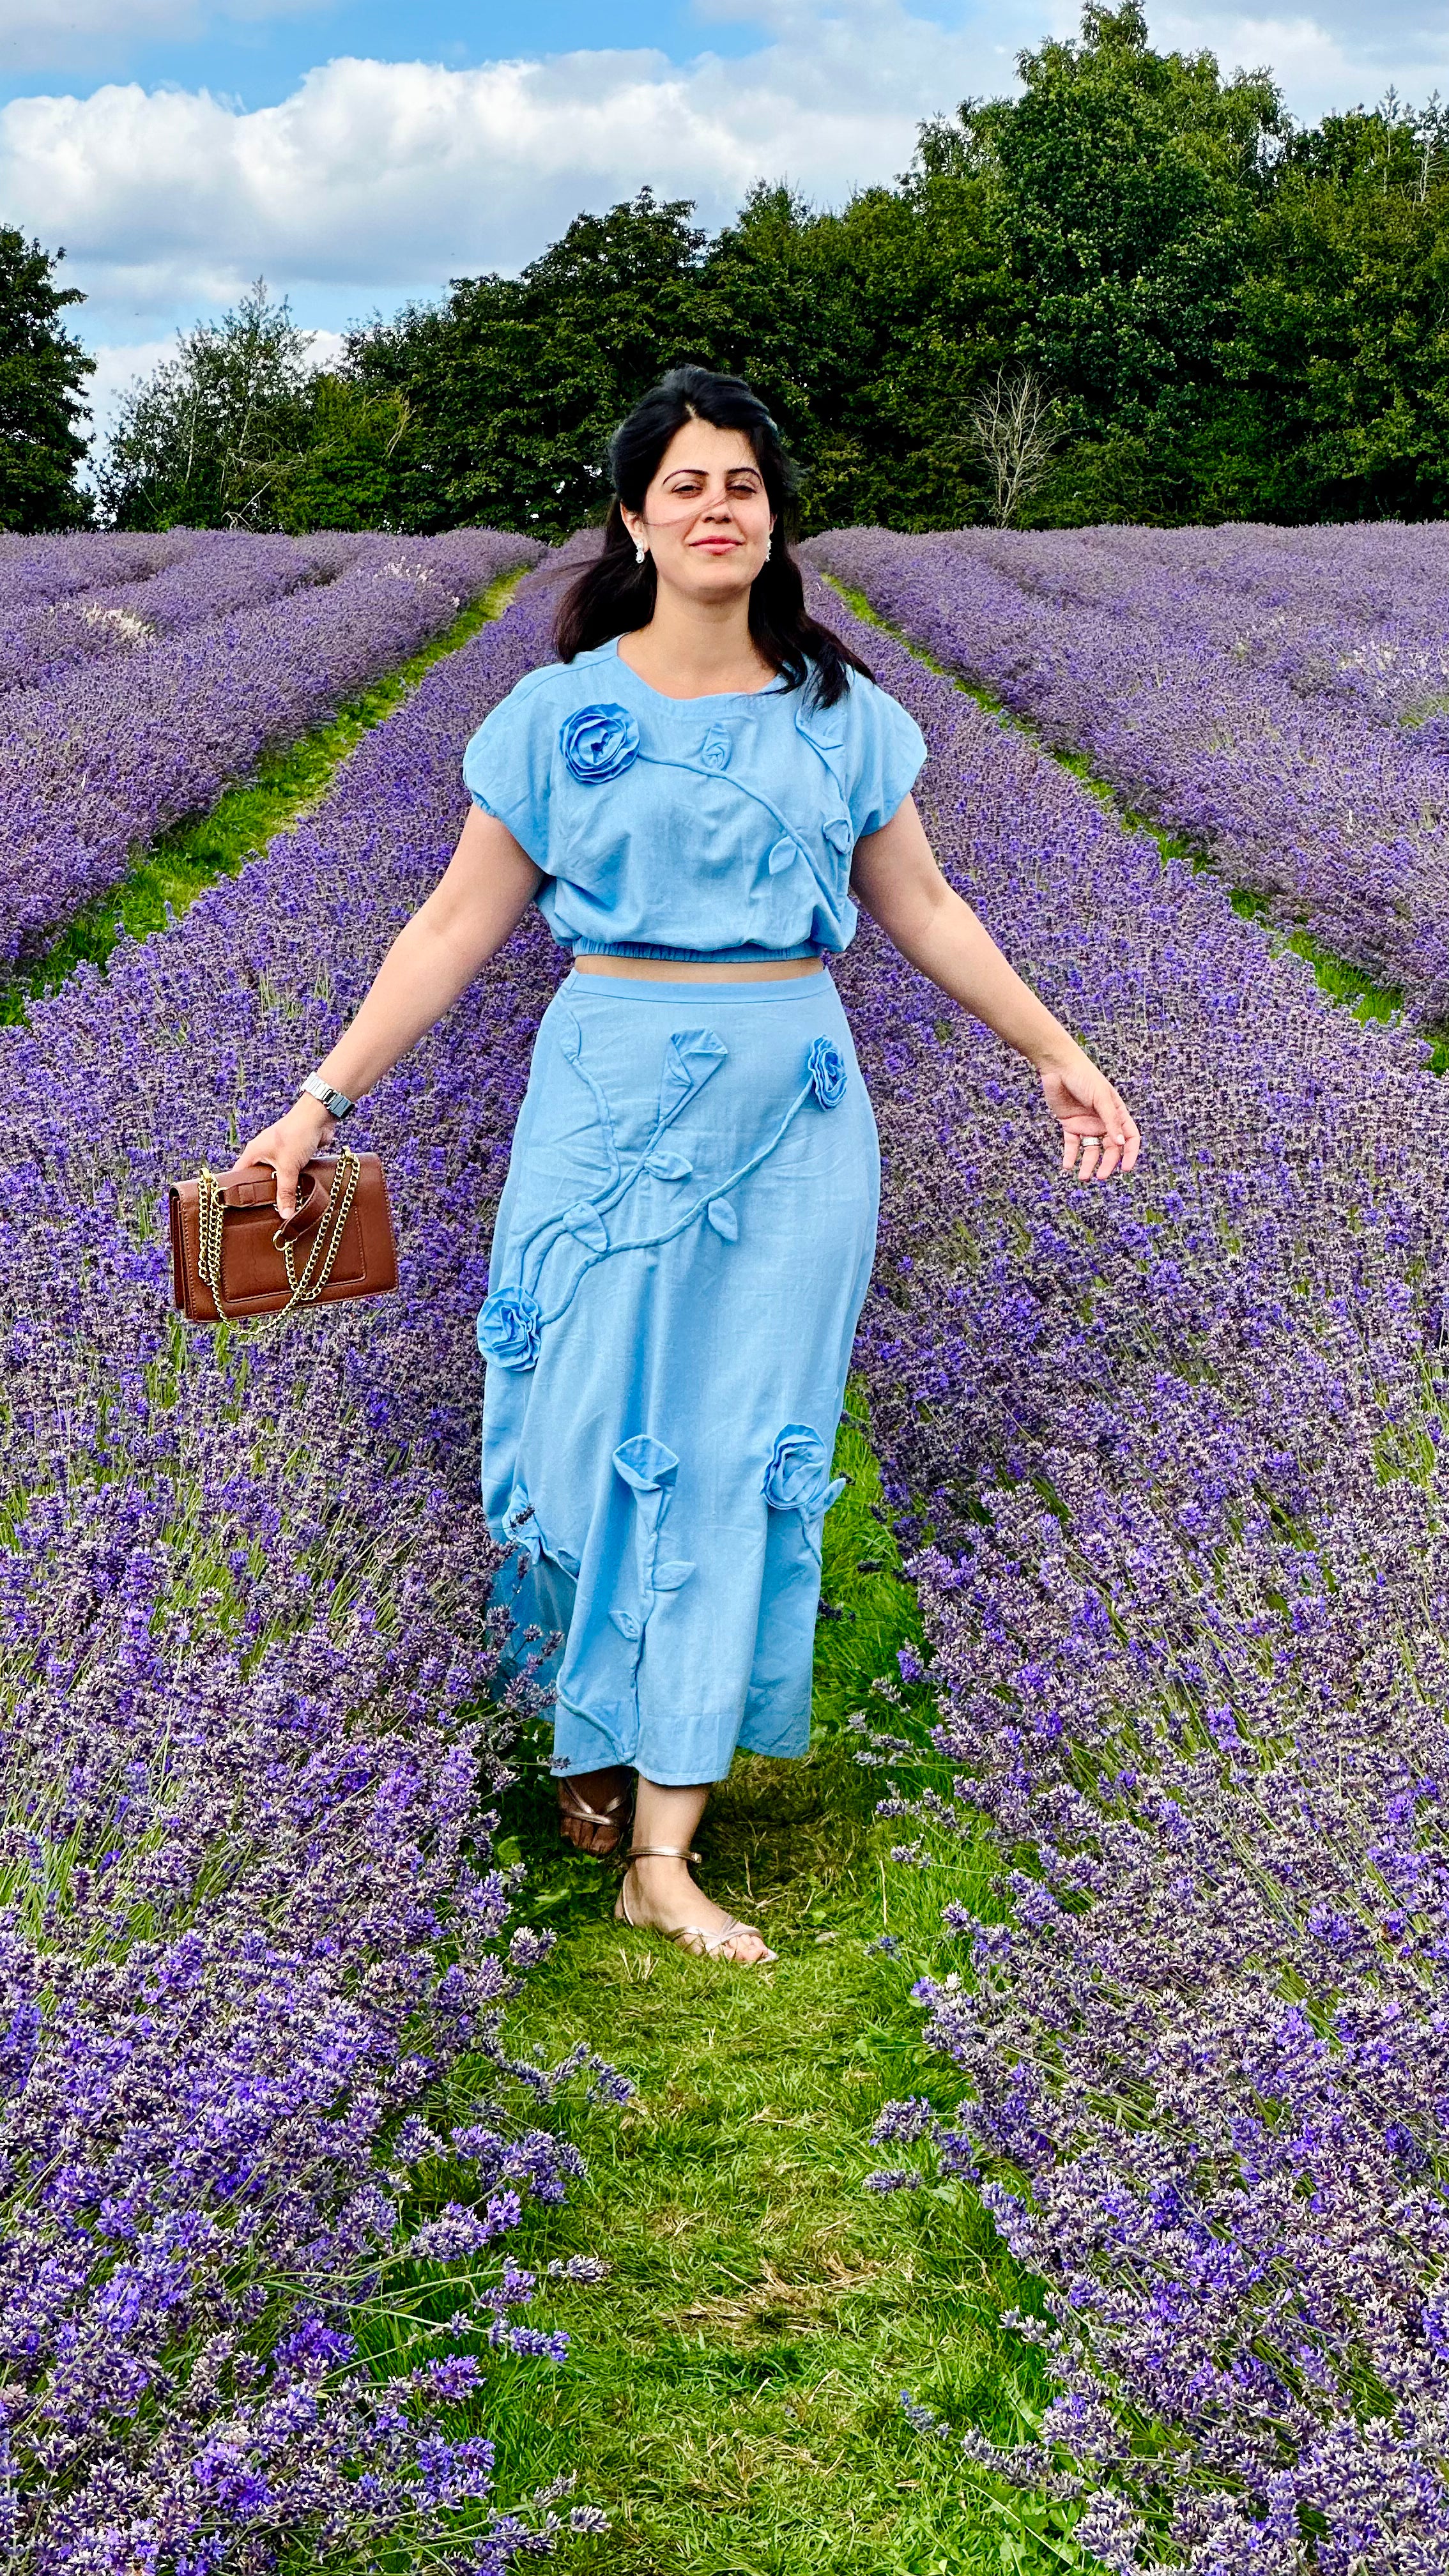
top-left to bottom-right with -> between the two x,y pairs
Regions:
1038,1045 -> 1142,1179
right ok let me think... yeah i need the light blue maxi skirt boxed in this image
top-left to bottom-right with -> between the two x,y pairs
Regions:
478,969 -> 880,1786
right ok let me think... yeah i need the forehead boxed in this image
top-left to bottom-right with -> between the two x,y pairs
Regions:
653,420 -> 762,481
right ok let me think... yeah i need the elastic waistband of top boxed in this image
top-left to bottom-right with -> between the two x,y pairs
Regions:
571,940 -> 822,965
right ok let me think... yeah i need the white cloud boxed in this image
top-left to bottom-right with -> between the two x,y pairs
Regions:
1154,4 -> 1448,105
2,6 -> 1027,342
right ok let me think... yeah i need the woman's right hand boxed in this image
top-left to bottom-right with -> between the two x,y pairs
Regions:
235,1096 -> 336,1220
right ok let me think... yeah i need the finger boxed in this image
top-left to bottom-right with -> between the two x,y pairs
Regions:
1091,1090 -> 1140,1177
1062,1126 -> 1083,1173
1075,1133 -> 1103,1180
263,1156 -> 298,1220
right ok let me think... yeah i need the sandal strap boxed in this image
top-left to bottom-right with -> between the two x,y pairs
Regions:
624,1844 -> 702,1864
560,1788 -> 627,1827
672,1917 -> 776,1960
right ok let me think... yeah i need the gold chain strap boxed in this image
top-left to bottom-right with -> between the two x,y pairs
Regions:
197,1149 -> 361,1326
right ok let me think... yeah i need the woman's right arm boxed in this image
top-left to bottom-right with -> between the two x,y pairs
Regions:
237,805 -> 544,1216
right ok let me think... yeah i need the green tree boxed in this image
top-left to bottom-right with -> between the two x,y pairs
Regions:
145,12 -> 1449,540
273,376 -> 411,532
350,190 -> 713,536
1222,97 -> 1449,518
704,173 -> 1015,530
0,228 -> 93,532
954,1 -> 1282,518
97,280 -> 315,530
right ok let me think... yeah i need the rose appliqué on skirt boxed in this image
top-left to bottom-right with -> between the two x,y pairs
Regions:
477,1287 -> 544,1370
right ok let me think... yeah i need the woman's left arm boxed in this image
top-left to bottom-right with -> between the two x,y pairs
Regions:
850,794 -> 1141,1179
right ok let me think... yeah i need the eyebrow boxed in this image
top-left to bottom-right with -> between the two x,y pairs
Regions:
661,461 -> 763,480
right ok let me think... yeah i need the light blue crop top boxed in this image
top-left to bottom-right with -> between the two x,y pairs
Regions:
461,635 -> 927,962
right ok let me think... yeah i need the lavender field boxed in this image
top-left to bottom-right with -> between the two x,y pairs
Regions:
0,526 -> 542,972
805,523 -> 1449,1027
2,523 -> 1448,2573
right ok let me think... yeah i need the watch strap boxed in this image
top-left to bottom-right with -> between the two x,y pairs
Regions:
302,1072 -> 355,1121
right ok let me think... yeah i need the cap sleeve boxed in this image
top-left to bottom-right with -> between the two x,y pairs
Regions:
461,668 -> 557,869
842,673 -> 927,841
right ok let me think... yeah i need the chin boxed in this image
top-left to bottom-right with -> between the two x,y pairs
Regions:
681,556 -> 758,600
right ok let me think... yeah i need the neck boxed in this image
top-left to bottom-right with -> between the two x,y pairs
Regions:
620,583 -> 771,698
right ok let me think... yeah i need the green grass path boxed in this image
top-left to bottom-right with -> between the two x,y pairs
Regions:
479,1423 -> 1091,2575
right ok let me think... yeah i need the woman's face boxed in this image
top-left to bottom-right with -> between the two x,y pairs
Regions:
622,419 -> 774,607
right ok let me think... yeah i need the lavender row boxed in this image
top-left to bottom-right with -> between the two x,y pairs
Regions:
806,526 -> 1449,1021
816,578 -> 1449,2570
0,530 -> 387,698
0,560 -> 595,2568
0,526 -> 543,974
0,527 -> 202,618
961,519 -> 1449,725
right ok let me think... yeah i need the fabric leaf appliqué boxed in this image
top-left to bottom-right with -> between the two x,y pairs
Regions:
652,1559 -> 695,1592
706,1198 -> 739,1241
657,1029 -> 728,1124
558,1200 -> 609,1252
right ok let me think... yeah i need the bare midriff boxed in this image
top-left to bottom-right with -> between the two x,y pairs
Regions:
572,953 -> 824,983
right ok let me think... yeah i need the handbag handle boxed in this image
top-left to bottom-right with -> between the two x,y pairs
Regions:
197,1149 -> 362,1322
204,1159 -> 328,1240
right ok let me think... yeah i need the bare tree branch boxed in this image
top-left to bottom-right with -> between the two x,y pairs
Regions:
963,368 -> 1065,527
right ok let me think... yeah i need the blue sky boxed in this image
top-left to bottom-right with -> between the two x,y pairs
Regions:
3,0 -> 1445,441
0,4 -> 769,111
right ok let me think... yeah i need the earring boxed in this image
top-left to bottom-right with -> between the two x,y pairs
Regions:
765,534 -> 772,560
635,542 -> 647,565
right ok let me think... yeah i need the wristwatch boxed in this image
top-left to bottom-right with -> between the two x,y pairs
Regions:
302,1071 -> 355,1121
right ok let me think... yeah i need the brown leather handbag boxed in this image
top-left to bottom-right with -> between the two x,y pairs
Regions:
169,1149 -> 398,1324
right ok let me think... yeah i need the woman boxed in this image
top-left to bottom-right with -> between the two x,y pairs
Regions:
241,366 -> 1140,1968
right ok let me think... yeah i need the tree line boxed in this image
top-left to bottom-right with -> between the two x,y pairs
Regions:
6,3 -> 1449,536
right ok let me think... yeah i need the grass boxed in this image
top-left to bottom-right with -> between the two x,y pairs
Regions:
0,570 -> 526,1026
435,1414 -> 1098,2575
824,574 -> 1449,1075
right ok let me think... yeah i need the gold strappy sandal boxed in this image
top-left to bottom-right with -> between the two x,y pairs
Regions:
556,1765 -> 633,1857
615,1844 -> 778,1965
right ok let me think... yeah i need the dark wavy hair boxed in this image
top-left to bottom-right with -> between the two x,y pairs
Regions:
554,365 -> 871,709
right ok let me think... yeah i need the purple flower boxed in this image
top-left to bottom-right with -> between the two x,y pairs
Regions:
559,702 -> 640,784
0,544 -> 604,2572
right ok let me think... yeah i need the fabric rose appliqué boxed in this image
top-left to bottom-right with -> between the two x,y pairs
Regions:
560,703 -> 640,785
806,1036 -> 848,1108
763,1424 -> 847,1561
477,1287 -> 544,1370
